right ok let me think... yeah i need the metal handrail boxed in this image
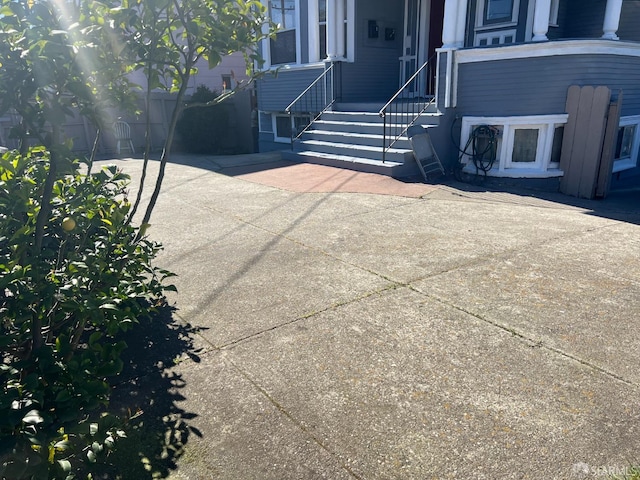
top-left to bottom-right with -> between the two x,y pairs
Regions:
378,53 -> 437,161
285,63 -> 336,146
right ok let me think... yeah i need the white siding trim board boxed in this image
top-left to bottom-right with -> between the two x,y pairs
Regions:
456,39 -> 640,64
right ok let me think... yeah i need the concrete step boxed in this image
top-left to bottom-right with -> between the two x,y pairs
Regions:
302,129 -> 412,150
313,120 -> 438,136
282,150 -> 419,178
280,106 -> 439,178
333,100 -> 439,115
322,110 -> 440,125
297,139 -> 412,163
321,111 -> 440,128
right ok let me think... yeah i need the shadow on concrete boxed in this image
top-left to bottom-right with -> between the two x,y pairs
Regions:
91,305 -> 206,479
444,175 -> 640,226
131,152 -> 639,226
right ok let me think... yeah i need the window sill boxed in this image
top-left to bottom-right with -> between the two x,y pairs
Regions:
613,159 -> 637,173
474,22 -> 518,32
462,164 -> 564,178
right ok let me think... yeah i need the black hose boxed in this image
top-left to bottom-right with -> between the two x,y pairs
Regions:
450,118 -> 499,183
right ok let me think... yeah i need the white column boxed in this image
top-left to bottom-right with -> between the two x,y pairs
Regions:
602,0 -> 623,40
326,0 -> 337,60
260,0 -> 271,68
308,0 -> 320,62
442,0 -> 458,48
532,0 -> 552,41
336,0 -> 345,59
454,0 -> 469,48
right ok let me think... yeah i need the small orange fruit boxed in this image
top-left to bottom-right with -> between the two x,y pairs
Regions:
61,217 -> 76,232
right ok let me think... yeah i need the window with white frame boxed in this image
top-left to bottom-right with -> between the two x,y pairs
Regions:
477,0 -> 519,27
269,0 -> 297,65
272,113 -> 311,143
613,116 -> 640,173
460,115 -> 568,177
258,111 -> 273,133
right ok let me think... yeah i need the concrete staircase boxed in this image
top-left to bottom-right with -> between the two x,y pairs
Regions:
282,102 -> 440,178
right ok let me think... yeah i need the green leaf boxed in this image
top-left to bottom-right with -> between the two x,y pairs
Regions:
57,459 -> 72,472
22,410 -> 44,425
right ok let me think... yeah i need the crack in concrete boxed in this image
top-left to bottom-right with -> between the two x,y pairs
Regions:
226,357 -> 365,480
411,288 -> 638,388
217,284 -> 400,350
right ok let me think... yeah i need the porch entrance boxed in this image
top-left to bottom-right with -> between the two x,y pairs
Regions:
399,0 -> 444,96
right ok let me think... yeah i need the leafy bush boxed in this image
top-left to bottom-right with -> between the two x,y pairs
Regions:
176,85 -> 230,154
0,149 -> 174,479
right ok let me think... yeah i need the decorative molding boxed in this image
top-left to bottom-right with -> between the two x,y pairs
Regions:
456,40 -> 640,64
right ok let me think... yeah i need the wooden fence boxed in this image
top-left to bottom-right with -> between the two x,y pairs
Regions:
0,90 -> 254,155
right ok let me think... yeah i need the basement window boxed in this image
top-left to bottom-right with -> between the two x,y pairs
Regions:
613,116 -> 640,173
460,115 -> 568,178
272,113 -> 311,143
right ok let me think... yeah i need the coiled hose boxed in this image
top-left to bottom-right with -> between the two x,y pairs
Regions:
451,120 -> 499,183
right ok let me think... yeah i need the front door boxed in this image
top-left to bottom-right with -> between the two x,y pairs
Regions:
400,0 -> 429,95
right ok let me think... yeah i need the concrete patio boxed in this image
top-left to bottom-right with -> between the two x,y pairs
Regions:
101,152 -> 640,480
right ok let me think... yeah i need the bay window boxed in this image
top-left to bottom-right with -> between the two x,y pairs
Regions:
476,0 -> 519,27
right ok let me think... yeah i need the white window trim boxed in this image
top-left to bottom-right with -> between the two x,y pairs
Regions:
258,110 -> 272,133
504,124 -> 548,170
272,113 -> 292,143
460,114 -> 569,178
474,29 -> 517,46
549,0 -> 560,27
271,112 -> 310,143
476,0 -> 520,29
613,115 -> 640,173
308,0 -> 355,63
260,0 -> 301,69
260,0 -> 354,70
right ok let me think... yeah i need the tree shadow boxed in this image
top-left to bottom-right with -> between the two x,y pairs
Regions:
91,304 -> 206,479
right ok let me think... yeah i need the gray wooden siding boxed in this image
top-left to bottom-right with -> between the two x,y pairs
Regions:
456,55 -> 640,117
340,0 -> 404,102
619,0 -> 640,42
547,0 -> 571,40
564,0 -> 605,38
542,1 -> 640,42
257,66 -> 325,111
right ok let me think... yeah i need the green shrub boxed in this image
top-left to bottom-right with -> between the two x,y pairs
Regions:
0,148 -> 174,479
176,85 -> 230,154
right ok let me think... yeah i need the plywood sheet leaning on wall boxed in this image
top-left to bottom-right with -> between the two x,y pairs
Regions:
595,91 -> 623,199
559,85 -> 611,199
